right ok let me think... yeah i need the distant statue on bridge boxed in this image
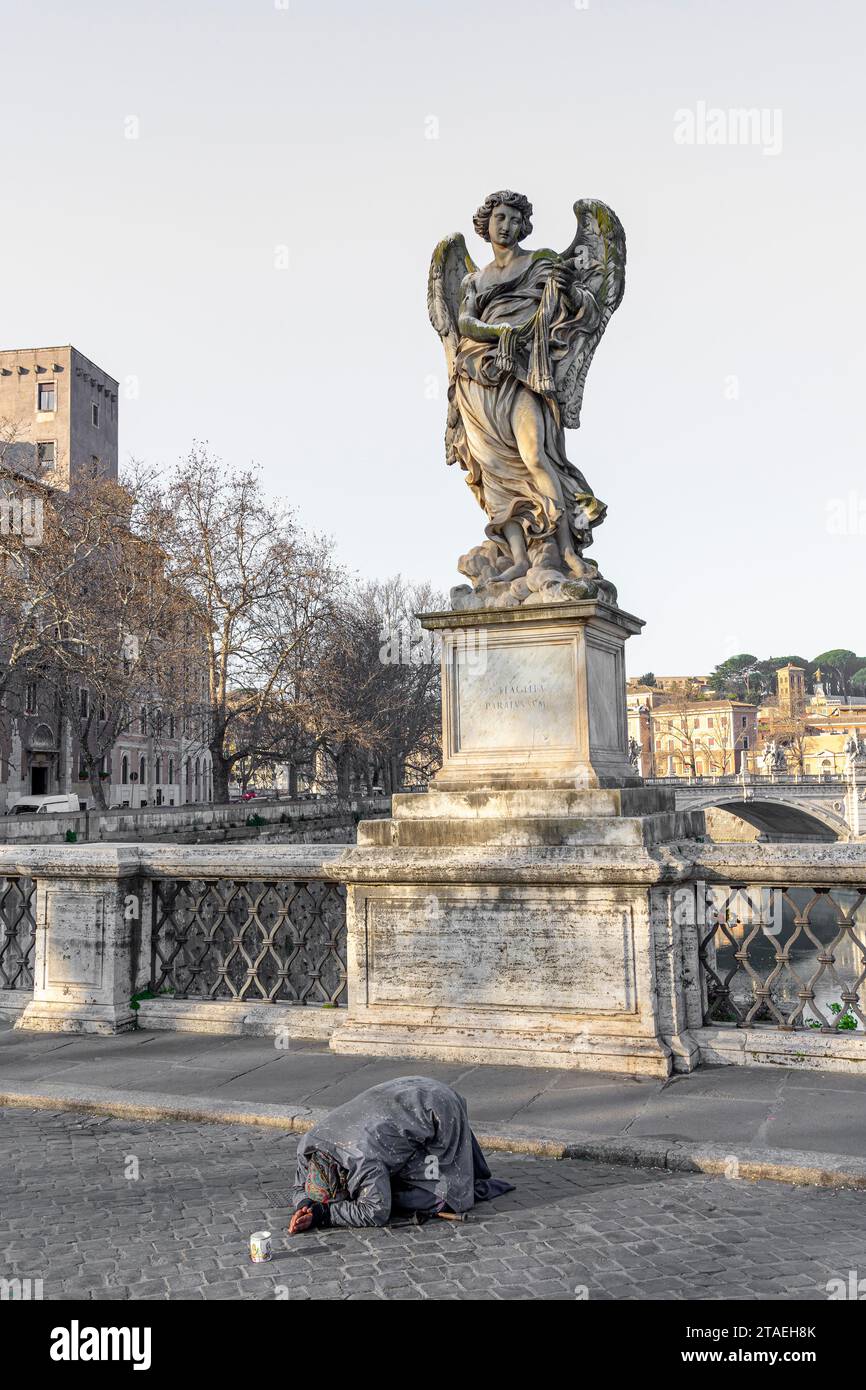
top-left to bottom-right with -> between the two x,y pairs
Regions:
845,733 -> 866,764
761,740 -> 787,774
627,736 -> 641,771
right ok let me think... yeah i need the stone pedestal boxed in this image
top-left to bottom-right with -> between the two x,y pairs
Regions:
15,852 -> 143,1035
427,599 -> 642,790
331,602 -> 707,1076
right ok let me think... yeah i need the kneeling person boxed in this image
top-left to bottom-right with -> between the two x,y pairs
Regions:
289,1075 -> 513,1231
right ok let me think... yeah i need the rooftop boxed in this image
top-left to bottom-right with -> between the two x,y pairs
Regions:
0,345 -> 118,387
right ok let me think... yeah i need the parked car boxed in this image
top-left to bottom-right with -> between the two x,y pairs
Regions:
6,793 -> 86,815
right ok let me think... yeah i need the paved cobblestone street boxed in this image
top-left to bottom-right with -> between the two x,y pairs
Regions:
3,1106 -> 866,1301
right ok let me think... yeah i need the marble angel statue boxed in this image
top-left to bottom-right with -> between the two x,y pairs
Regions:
428,189 -> 626,610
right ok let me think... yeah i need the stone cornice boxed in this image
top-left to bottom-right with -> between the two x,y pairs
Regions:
2,838 -> 864,886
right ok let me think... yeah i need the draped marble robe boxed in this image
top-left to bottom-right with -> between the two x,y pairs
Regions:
291,1076 -> 513,1228
452,253 -> 606,558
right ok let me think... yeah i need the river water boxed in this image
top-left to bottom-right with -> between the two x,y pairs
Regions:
704,886 -> 866,1029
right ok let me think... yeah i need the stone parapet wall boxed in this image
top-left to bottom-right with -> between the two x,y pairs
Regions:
0,796 -> 390,845
3,837 -> 865,1074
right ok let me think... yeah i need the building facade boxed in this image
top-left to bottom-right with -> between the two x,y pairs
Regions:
757,666 -> 866,776
0,345 -> 119,485
1,344 -> 212,811
628,688 -> 757,777
0,685 -> 212,812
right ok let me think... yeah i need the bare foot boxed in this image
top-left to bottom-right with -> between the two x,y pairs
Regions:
490,559 -> 529,584
562,547 -> 590,579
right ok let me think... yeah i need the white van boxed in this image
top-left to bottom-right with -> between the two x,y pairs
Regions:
7,793 -> 86,815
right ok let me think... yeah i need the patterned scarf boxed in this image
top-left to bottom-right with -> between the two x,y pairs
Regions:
304,1151 -> 350,1204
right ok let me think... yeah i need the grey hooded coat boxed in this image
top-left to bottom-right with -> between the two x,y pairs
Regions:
292,1075 -> 513,1228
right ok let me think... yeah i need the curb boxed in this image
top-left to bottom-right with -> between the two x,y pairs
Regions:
3,1081 -> 866,1191
0,1083 -> 329,1133
479,1126 -> 866,1189
564,1136 -> 866,1190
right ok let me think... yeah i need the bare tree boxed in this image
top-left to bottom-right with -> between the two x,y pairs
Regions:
4,441 -> 445,809
3,473 -> 193,807
692,713 -> 736,775
154,446 -> 343,802
761,709 -> 808,775
655,680 -> 706,775
1,429 -> 59,710
313,577 -> 444,795
0,416 -> 28,471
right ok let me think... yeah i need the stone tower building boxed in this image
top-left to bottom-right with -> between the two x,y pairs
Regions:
776,663 -> 806,718
0,345 -> 212,810
0,344 -> 118,487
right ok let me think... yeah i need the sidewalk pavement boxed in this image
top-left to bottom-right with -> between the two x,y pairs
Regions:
2,1022 -> 866,1190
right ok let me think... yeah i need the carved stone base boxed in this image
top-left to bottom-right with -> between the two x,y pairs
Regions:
332,777 -> 704,1076
329,594 -> 705,1074
452,538 -> 618,612
331,1019 -> 677,1077
331,849 -> 702,1077
136,998 -> 343,1040
422,598 -> 643,790
358,786 -> 702,849
15,1000 -> 137,1035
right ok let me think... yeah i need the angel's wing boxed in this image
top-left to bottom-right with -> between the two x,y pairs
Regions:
556,199 -> 626,428
428,232 -> 477,377
427,232 -> 478,464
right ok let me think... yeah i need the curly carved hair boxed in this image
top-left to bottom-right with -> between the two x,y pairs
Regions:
473,190 -> 533,243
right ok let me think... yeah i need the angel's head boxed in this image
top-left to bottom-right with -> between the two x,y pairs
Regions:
473,190 -> 533,247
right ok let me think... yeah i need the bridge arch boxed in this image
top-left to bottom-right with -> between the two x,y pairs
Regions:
694,795 -> 847,841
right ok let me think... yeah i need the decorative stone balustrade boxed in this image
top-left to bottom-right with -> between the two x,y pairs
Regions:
2,839 -> 866,1075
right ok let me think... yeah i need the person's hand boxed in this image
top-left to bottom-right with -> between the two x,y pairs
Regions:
549,262 -> 573,292
495,320 -> 531,342
288,1206 -> 314,1235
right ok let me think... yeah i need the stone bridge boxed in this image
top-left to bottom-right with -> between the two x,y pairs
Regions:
647,773 -> 865,841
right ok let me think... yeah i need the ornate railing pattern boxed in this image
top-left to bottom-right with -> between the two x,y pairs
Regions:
151,877 -> 347,1005
698,883 -> 866,1032
647,774 -> 846,786
0,876 -> 37,991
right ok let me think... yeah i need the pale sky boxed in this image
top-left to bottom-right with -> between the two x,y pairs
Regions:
2,0 -> 864,674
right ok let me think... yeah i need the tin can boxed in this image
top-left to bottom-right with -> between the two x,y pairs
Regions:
249,1230 -> 272,1263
